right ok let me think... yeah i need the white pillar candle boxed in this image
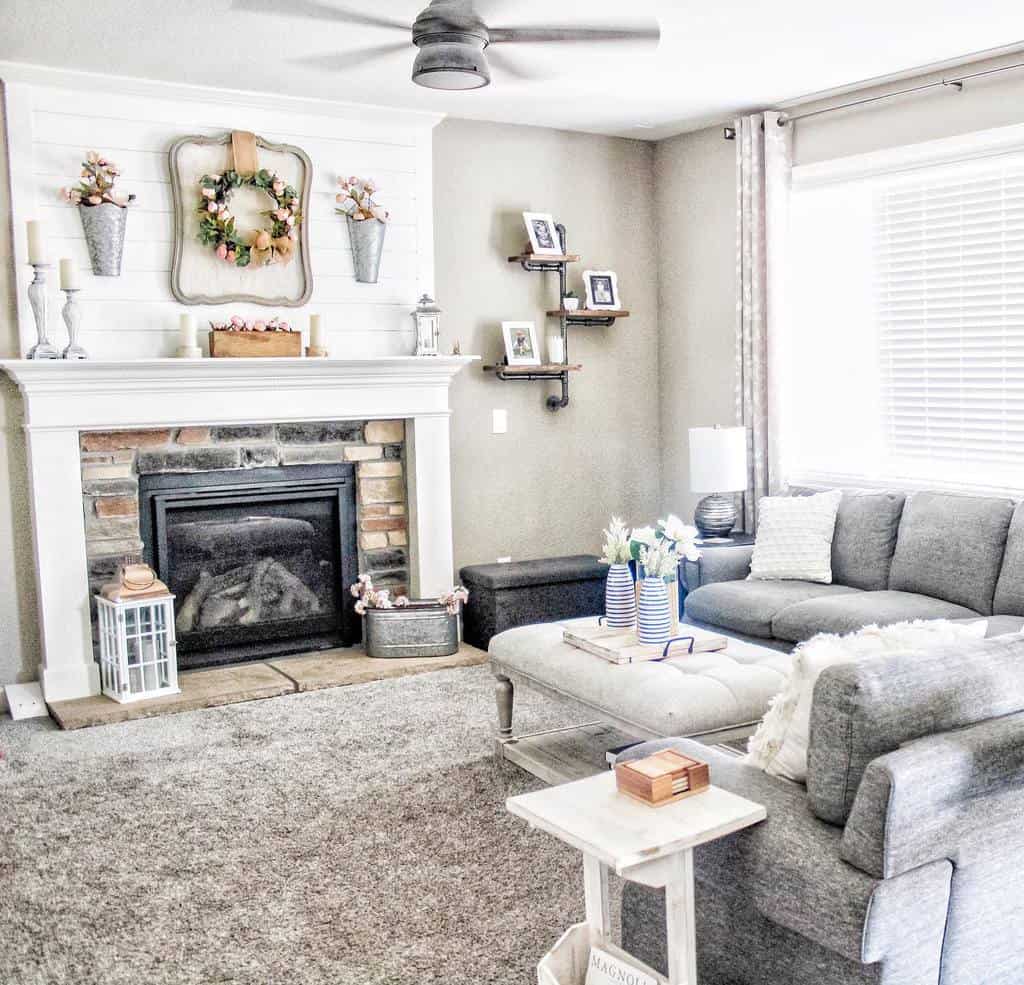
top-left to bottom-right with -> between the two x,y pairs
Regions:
59,258 -> 80,291
26,221 -> 46,265
547,333 -> 565,365
310,313 -> 325,349
179,313 -> 197,348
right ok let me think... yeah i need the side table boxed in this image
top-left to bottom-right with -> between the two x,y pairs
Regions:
507,771 -> 766,985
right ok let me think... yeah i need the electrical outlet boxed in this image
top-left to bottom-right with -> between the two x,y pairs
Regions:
492,409 -> 508,434
497,556 -> 512,563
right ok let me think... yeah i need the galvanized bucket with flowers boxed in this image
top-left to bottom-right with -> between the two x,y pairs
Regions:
60,151 -> 135,276
350,574 -> 468,659
335,177 -> 389,283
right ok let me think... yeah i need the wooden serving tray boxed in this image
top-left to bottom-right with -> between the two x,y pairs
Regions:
209,330 -> 302,358
562,623 -> 728,665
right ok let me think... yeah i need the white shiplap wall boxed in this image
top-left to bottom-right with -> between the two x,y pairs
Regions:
2,64 -> 442,359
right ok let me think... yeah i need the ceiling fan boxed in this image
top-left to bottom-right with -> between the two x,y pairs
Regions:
234,0 -> 660,90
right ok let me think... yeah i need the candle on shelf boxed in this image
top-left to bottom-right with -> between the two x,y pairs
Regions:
179,313 -> 197,349
310,313 -> 325,349
26,221 -> 46,265
59,258 -> 80,291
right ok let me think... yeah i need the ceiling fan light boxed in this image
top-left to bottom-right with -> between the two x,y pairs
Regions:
412,42 -> 490,90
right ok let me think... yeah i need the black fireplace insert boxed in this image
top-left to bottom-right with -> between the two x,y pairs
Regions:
139,463 -> 358,669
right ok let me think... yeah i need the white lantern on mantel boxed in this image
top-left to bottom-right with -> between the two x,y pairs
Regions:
96,557 -> 179,703
413,294 -> 441,356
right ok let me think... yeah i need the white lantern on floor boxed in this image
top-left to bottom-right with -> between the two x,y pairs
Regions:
96,557 -> 179,703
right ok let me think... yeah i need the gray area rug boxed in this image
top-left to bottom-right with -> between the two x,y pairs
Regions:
0,666 -> 609,985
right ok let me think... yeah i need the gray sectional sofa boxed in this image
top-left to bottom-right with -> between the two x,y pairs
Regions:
617,624 -> 1024,985
684,489 -> 1024,645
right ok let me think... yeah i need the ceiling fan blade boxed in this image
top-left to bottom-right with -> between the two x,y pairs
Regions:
231,0 -> 410,32
486,48 -> 547,82
488,24 -> 660,45
290,44 -> 411,73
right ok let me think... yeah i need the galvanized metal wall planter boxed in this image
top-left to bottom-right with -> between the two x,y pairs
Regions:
347,216 -> 386,284
79,203 -> 127,276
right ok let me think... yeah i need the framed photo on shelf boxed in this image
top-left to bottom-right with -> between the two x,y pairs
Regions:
583,269 -> 620,310
522,212 -> 562,256
502,321 -> 542,366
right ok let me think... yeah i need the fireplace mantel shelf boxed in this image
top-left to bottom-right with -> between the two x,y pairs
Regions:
0,356 -> 479,432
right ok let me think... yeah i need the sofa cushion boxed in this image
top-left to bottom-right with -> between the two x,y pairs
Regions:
888,491 -> 1014,615
772,590 -> 980,644
684,580 -> 861,639
830,491 -> 906,591
749,489 -> 843,583
993,501 -> 1024,616
806,632 -> 1024,825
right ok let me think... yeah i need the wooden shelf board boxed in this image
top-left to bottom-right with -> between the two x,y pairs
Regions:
507,253 -> 580,264
483,363 -> 582,375
546,309 -> 631,319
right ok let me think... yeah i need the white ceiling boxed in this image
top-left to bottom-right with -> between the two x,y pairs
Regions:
2,0 -> 1023,139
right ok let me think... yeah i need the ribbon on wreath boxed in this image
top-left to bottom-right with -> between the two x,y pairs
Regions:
230,130 -> 296,267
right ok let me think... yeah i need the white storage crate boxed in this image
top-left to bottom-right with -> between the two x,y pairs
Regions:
96,594 -> 179,703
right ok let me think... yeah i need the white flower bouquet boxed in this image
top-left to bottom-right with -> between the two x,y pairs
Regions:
600,516 -> 633,565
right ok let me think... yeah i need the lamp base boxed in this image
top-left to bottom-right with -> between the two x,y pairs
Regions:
694,493 -> 738,541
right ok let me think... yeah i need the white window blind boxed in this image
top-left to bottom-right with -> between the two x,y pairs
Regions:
785,137 -> 1024,496
876,162 -> 1024,483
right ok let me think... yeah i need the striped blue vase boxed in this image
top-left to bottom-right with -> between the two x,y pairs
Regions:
637,577 -> 671,646
604,563 -> 636,629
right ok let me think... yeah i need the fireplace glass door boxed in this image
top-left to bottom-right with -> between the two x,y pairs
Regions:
139,464 -> 358,668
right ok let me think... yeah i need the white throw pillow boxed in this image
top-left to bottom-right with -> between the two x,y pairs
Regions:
748,489 -> 843,583
745,619 -> 989,782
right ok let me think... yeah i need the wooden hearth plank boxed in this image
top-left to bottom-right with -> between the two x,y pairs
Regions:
48,662 -> 297,730
268,643 -> 488,692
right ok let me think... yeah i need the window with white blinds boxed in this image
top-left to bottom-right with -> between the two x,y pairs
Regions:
784,138 -> 1024,496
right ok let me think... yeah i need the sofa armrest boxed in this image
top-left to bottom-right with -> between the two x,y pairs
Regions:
682,544 -> 754,590
841,710 -> 1024,879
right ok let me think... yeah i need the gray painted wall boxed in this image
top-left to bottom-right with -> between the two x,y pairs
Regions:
436,118 -> 662,573
654,50 -> 1024,523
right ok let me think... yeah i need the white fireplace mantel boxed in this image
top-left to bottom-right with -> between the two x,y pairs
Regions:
0,356 -> 478,704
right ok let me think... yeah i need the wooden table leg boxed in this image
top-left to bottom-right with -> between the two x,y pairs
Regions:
664,850 -> 697,985
583,854 -> 611,938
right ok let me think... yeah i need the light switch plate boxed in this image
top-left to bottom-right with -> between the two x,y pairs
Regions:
492,409 -> 508,434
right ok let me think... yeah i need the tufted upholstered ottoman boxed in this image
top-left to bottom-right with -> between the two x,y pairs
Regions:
489,618 -> 793,775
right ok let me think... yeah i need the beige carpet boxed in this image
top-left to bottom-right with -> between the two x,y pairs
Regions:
0,666 -> 611,985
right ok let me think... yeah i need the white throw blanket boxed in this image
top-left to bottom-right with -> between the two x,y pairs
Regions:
745,619 -> 988,782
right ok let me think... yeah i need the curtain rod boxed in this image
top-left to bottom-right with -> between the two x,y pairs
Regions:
723,58 -> 1024,139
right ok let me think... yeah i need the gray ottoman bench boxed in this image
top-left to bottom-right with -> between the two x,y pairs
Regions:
460,555 -> 606,649
489,617 -> 793,780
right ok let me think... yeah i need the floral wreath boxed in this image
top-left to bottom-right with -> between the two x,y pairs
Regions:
197,169 -> 301,268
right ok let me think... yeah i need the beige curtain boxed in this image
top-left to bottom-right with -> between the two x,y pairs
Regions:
735,111 -> 792,532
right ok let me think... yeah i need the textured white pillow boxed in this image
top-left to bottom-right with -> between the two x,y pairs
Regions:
745,619 -> 989,782
748,489 -> 843,583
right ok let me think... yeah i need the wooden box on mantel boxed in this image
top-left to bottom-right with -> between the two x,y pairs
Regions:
208,330 -> 303,358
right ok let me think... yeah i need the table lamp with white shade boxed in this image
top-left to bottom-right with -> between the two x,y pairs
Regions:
688,426 -> 748,542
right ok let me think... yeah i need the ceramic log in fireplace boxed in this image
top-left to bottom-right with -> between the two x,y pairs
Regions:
139,464 -> 358,668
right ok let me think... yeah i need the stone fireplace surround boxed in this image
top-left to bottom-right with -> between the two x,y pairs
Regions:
0,356 -> 476,704
84,420 -> 408,666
